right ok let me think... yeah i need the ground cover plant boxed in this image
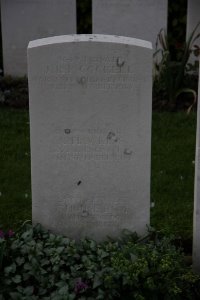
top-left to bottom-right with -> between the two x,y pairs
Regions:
0,76 -> 29,108
153,23 -> 200,112
0,223 -> 200,300
0,107 -> 197,244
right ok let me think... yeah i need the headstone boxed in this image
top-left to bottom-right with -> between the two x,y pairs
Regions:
186,0 -> 200,69
0,0 -> 76,76
193,64 -> 200,273
28,34 -> 152,241
92,0 -> 168,49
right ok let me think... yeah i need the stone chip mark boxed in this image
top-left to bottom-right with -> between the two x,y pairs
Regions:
65,129 -> 71,134
116,57 -> 125,68
77,76 -> 87,85
107,131 -> 118,142
124,148 -> 133,156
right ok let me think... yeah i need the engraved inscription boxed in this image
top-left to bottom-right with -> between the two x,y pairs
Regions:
53,129 -> 133,162
31,55 -> 147,91
99,0 -> 164,8
16,0 -> 68,3
100,0 -> 132,8
56,191 -> 131,227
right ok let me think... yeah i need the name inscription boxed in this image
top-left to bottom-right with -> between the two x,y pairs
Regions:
31,55 -> 147,91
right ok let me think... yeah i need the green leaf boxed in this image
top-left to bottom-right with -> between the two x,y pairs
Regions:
23,263 -> 32,270
86,270 -> 94,279
9,292 -> 22,300
89,240 -> 97,251
12,275 -> 22,284
21,229 -> 33,240
98,250 -> 109,259
68,295 -> 76,300
58,285 -> 69,295
38,288 -> 47,296
40,267 -> 48,275
16,257 -> 25,266
93,275 -> 102,289
24,286 -> 34,296
130,253 -> 137,262
4,263 -> 16,274
57,246 -> 65,254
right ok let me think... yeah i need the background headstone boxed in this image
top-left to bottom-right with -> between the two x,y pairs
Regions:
28,34 -> 152,241
0,0 -> 76,76
193,63 -> 200,273
186,0 -> 200,69
92,0 -> 168,49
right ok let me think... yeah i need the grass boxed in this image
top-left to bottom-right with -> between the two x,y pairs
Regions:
0,107 -> 197,242
0,106 -> 31,229
151,112 -> 196,241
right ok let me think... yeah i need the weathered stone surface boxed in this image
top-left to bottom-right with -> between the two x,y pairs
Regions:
193,66 -> 200,273
28,35 -> 152,241
92,0 -> 168,49
1,0 -> 76,76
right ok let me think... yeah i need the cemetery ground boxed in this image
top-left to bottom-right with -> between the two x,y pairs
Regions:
0,1 -> 199,297
1,106 -> 200,299
0,106 -> 196,247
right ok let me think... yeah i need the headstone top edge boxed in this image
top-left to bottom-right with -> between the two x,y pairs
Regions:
28,34 -> 152,50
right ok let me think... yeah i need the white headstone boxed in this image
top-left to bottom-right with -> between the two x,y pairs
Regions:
0,0 -> 76,76
193,64 -> 200,273
28,34 -> 152,241
92,0 -> 168,49
186,0 -> 200,68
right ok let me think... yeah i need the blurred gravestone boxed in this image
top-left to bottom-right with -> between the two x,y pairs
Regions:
186,0 -> 200,70
28,34 -> 152,241
0,0 -> 76,76
0,6 -> 3,72
193,65 -> 200,273
92,0 -> 168,49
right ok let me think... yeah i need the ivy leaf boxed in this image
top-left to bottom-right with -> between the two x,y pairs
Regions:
21,229 -> 33,240
86,270 -> 94,279
5,263 -> 16,274
130,253 -> 137,262
97,249 -> 109,259
9,292 -> 21,300
24,286 -> 34,296
93,274 -> 102,289
56,246 -> 65,254
12,275 -> 22,284
16,257 -> 25,266
58,285 -> 69,295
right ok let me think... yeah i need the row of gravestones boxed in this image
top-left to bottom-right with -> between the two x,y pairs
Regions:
0,0 -> 200,76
